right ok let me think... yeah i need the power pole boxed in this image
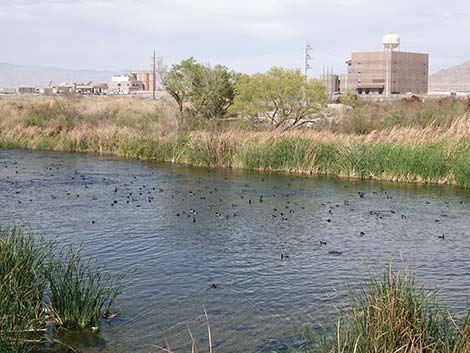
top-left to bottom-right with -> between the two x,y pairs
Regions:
303,42 -> 312,77
152,50 -> 156,100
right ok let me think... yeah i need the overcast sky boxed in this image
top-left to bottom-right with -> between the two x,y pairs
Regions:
2,0 -> 470,76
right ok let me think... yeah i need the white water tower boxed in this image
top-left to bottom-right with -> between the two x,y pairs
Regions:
383,33 -> 400,98
383,33 -> 400,50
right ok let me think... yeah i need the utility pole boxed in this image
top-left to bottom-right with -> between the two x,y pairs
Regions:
152,50 -> 156,100
303,42 -> 312,77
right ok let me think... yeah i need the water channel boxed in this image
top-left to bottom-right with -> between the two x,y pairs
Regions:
1,148 -> 470,353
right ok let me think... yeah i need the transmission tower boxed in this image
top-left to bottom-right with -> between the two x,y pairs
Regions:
152,50 -> 156,100
303,42 -> 313,77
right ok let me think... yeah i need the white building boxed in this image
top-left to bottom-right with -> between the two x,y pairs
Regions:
108,74 -> 144,95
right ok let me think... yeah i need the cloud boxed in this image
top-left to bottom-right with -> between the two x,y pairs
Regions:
1,0 -> 469,74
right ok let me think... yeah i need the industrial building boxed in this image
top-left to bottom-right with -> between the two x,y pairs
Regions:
108,74 -> 143,95
339,34 -> 429,96
320,72 -> 340,96
107,72 -> 156,95
136,72 -> 156,92
75,83 -> 108,95
17,87 -> 35,94
54,84 -> 75,95
1,69 -> 156,96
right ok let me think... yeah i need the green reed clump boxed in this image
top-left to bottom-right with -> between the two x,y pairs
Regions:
115,135 -> 190,162
300,268 -> 470,353
46,249 -> 123,330
117,135 -> 161,159
185,135 -> 236,168
0,226 -> 123,352
0,227 -> 51,353
449,141 -> 470,189
335,142 -> 449,181
237,138 -> 338,174
452,154 -> 470,189
236,137 -> 455,184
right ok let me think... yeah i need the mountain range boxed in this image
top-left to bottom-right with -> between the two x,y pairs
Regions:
0,63 -> 123,88
429,61 -> 470,92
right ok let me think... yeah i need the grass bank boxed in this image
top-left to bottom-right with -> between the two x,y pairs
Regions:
1,96 -> 470,187
300,268 -> 470,353
0,226 -> 122,352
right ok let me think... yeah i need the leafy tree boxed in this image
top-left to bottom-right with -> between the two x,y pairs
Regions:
232,67 -> 327,129
162,57 -> 203,114
162,58 -> 236,121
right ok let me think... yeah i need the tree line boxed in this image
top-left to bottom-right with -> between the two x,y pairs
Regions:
160,57 -> 327,130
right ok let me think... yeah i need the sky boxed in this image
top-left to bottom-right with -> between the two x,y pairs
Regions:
2,0 -> 470,77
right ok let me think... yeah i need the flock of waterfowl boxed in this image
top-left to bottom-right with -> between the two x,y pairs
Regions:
3,158 -> 457,263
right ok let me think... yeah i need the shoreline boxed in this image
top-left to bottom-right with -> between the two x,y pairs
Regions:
1,96 -> 469,189
1,129 -> 469,188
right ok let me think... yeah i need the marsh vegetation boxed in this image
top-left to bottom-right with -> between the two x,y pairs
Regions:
0,226 -> 122,352
1,91 -> 470,187
300,268 -> 470,353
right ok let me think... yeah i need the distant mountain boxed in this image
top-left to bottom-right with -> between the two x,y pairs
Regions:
0,63 -> 123,88
429,61 -> 470,92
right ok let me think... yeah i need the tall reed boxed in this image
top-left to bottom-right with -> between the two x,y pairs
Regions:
0,226 -> 123,352
0,227 -> 50,353
46,249 -> 123,329
300,268 -> 470,353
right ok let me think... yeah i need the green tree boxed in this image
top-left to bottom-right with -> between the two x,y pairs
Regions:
162,57 -> 203,114
162,58 -> 236,121
232,67 -> 327,130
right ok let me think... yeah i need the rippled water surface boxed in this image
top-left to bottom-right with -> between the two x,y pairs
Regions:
1,149 -> 470,353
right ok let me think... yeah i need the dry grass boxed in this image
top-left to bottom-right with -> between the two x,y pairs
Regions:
152,308 -> 213,353
1,96 -> 470,187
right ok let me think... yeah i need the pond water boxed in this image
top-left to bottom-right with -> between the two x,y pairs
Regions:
1,148 -> 470,353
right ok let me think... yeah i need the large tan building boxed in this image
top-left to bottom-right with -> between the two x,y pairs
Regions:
340,35 -> 429,96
